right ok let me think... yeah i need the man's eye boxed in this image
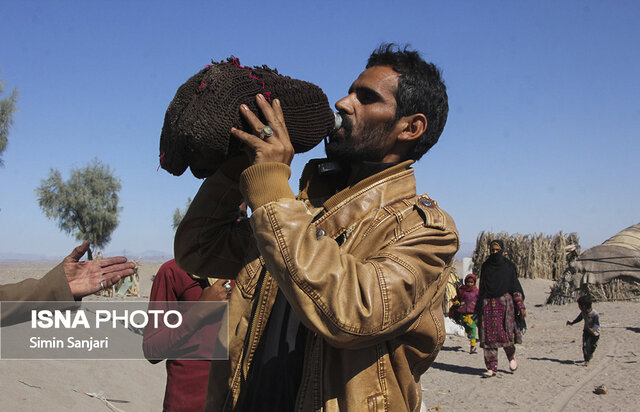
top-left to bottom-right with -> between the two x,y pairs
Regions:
357,92 -> 376,104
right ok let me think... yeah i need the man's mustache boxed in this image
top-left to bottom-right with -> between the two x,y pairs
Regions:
338,114 -> 353,135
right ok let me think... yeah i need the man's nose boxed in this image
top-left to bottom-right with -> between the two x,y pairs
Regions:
335,94 -> 353,114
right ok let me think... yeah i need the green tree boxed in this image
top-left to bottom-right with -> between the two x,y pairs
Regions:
36,158 -> 122,259
172,197 -> 192,231
0,73 -> 18,167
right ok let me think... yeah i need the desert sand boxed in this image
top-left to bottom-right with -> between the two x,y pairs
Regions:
1,262 -> 165,412
421,278 -> 640,412
1,263 -> 638,411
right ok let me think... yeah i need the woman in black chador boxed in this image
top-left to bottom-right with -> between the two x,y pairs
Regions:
477,240 -> 526,377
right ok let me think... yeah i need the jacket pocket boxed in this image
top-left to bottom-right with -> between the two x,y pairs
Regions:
237,258 -> 262,299
367,393 -> 387,412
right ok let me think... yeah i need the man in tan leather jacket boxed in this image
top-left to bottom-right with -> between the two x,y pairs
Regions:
175,44 -> 459,412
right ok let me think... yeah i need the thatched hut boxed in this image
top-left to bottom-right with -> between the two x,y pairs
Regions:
443,264 -> 461,313
547,223 -> 640,304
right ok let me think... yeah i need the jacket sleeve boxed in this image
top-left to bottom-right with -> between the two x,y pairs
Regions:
513,292 -> 526,312
174,169 -> 255,277
0,264 -> 75,326
240,163 -> 459,349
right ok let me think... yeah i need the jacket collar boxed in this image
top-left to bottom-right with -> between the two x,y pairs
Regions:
298,159 -> 416,238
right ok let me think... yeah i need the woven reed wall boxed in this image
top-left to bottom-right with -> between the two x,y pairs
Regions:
472,231 -> 580,280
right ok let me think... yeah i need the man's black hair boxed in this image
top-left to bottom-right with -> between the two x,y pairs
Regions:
367,43 -> 448,161
577,295 -> 593,309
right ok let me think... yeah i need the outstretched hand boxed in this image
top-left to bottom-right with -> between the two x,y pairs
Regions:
63,240 -> 136,298
230,94 -> 294,166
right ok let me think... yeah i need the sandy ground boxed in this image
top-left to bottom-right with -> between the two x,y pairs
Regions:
421,278 -> 640,412
1,263 -> 639,411
0,262 -> 165,412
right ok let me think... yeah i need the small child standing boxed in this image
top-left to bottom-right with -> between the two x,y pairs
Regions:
455,274 -> 479,353
566,295 -> 600,366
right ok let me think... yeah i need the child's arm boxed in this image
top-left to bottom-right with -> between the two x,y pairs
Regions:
589,313 -> 601,334
566,312 -> 583,326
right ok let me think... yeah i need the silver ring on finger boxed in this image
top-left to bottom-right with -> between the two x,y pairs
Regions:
259,126 -> 273,140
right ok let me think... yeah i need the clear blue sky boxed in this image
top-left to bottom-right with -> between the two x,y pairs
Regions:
1,1 -> 638,259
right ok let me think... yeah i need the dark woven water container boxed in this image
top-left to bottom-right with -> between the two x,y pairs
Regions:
159,57 -> 335,178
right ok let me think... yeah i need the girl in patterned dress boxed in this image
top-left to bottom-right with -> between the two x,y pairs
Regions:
454,273 -> 479,353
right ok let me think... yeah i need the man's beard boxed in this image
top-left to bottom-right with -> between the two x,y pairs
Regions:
325,115 -> 396,163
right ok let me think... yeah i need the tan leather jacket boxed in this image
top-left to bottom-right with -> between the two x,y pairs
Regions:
175,159 -> 459,412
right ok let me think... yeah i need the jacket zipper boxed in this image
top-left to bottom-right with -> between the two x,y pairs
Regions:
295,330 -> 318,411
224,265 -> 269,410
240,265 -> 268,380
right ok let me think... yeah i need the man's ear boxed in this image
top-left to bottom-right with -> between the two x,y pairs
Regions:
397,113 -> 427,142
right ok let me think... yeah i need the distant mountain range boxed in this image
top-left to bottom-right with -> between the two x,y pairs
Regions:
0,250 -> 172,263
2,243 -> 473,263
106,250 -> 173,263
0,252 -> 54,262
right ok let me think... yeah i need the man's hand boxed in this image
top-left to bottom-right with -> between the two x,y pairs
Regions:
63,241 -> 136,298
230,95 -> 294,166
198,279 -> 232,301
566,321 -> 572,326
519,309 -> 527,318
